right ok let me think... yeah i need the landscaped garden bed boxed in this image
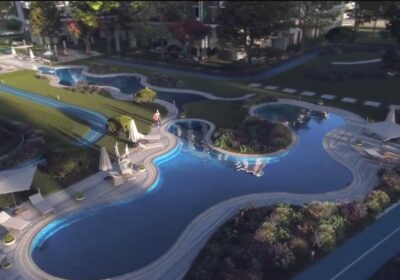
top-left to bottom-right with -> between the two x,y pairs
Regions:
186,167 -> 400,280
212,116 -> 292,154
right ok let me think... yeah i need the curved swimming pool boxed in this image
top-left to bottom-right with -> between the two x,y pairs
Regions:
30,104 -> 352,280
38,66 -> 206,110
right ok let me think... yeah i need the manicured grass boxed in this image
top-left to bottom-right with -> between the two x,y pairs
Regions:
259,50 -> 400,116
0,70 -> 166,135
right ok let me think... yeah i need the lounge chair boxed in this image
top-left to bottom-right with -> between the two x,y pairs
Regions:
0,211 -> 31,232
29,193 -> 55,216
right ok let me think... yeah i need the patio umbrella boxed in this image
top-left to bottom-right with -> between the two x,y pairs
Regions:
0,165 -> 37,207
43,51 -> 53,57
386,108 -> 397,124
128,119 -> 140,142
99,147 -> 112,171
11,46 -> 16,56
29,49 -> 35,59
63,40 -> 67,55
54,45 -> 58,57
114,142 -> 120,159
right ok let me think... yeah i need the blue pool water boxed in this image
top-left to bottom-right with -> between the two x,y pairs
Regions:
38,66 -> 206,109
31,104 -> 352,280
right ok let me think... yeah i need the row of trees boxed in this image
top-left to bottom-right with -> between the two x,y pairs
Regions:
27,1 -> 400,62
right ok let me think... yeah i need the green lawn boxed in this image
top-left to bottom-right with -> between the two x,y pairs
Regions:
257,49 -> 399,120
0,70 -> 168,202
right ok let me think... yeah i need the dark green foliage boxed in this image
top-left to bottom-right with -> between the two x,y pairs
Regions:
325,27 -> 356,45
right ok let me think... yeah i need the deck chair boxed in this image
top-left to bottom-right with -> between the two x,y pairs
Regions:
29,193 -> 55,216
0,211 -> 31,232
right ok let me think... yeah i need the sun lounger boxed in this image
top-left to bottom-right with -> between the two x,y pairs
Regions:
0,211 -> 31,232
29,193 -> 55,216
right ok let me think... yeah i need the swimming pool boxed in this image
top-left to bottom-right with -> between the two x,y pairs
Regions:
38,66 -> 206,110
30,104 -> 352,280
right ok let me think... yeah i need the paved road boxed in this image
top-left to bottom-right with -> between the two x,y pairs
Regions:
295,203 -> 400,280
101,49 -> 320,82
0,83 -> 107,147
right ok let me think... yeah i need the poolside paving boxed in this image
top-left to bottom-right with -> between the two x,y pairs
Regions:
301,91 -> 316,97
364,101 -> 381,107
389,104 -> 400,110
282,88 -> 297,94
265,85 -> 279,90
320,94 -> 336,100
341,97 -> 358,103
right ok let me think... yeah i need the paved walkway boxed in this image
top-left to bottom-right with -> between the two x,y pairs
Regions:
295,204 -> 400,280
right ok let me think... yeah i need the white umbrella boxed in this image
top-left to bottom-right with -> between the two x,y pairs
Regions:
29,49 -> 35,59
43,51 -> 53,56
128,119 -> 140,142
0,165 -> 37,207
386,108 -> 397,124
11,46 -> 16,56
63,40 -> 67,54
22,39 -> 26,46
99,147 -> 113,171
114,142 -> 120,159
54,44 -> 58,57
124,144 -> 130,158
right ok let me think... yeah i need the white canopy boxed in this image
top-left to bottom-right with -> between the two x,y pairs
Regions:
386,108 -> 397,123
364,121 -> 400,142
29,49 -> 35,59
128,119 -> 144,142
99,147 -> 113,171
0,165 -> 37,195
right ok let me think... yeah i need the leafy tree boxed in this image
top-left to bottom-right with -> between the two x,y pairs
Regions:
268,243 -> 296,269
365,190 -> 390,214
94,1 -> 120,55
106,115 -> 133,134
168,18 -> 211,59
69,1 -> 99,54
385,2 -> 400,42
355,1 -> 391,35
305,201 -> 337,220
325,26 -> 356,45
293,1 -> 341,52
254,221 -> 277,244
381,169 -> 400,192
271,204 -> 303,226
313,223 -> 336,251
29,1 -> 62,44
217,1 -> 292,64
134,87 -> 157,103
339,200 -> 368,222
320,214 -> 347,237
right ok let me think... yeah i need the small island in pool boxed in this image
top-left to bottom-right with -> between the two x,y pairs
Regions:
212,116 -> 293,154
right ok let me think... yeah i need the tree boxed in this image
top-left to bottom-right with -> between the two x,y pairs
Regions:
268,243 -> 296,269
29,1 -> 62,44
305,201 -> 337,220
313,224 -> 336,251
134,87 -> 157,103
355,1 -> 391,36
217,1 -> 292,64
168,18 -> 211,59
339,200 -> 368,222
106,115 -> 133,135
5,19 -> 21,32
325,26 -> 356,45
293,1 -> 340,52
254,221 -> 277,244
385,2 -> 400,42
365,190 -> 390,214
69,1 -> 99,54
94,1 -> 120,55
270,204 -> 303,226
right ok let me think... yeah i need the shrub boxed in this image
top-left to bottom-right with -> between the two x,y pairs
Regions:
325,26 -> 356,45
268,243 -> 296,269
2,233 -> 14,244
305,201 -> 337,220
381,170 -> 400,192
254,221 -> 277,244
138,163 -> 145,171
313,224 -> 336,251
106,115 -> 133,134
134,87 -> 157,103
271,204 -> 302,226
74,192 -> 85,201
365,190 -> 390,214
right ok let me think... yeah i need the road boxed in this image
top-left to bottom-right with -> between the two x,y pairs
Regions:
295,203 -> 400,280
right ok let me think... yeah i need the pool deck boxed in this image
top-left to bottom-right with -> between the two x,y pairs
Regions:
1,95 -> 385,279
